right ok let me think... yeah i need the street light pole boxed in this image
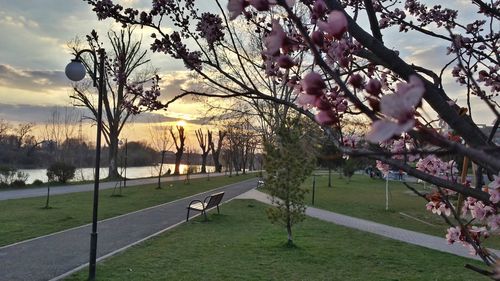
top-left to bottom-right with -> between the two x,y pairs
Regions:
65,47 -> 106,281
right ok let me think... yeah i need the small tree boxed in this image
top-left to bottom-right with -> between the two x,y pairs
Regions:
46,162 -> 76,184
264,125 -> 315,246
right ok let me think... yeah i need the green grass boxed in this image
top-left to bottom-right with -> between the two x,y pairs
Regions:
0,174 -> 256,247
298,172 -> 500,249
66,200 -> 488,281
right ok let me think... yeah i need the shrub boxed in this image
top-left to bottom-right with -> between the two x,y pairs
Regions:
47,162 -> 76,183
11,179 -> 26,187
0,166 -> 18,186
32,179 -> 44,186
0,167 -> 28,187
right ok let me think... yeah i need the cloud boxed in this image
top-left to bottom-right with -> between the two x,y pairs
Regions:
0,13 -> 39,28
0,64 -> 69,92
0,102 -> 207,125
0,104 -> 85,123
158,71 -> 200,102
403,45 -> 452,72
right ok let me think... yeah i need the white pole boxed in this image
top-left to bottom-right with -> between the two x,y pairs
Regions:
385,175 -> 389,211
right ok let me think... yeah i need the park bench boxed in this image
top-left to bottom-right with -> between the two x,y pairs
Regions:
186,192 -> 225,221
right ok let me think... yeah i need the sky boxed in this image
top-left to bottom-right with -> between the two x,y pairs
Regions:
0,0 -> 496,145
0,0 -> 216,145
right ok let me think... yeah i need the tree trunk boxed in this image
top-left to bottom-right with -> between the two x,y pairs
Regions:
108,134 -> 120,180
174,151 -> 182,175
212,151 -> 221,173
201,152 -> 208,173
286,220 -> 293,246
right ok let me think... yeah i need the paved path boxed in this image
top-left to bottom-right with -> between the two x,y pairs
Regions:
0,172 -> 230,201
0,178 -> 259,281
237,189 -> 500,261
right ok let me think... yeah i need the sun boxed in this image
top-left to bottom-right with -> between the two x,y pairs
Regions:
176,120 -> 187,127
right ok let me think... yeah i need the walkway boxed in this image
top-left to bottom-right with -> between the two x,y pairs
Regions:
237,189 -> 500,261
0,172 -> 228,201
0,178 -> 259,281
2,182 -> 497,281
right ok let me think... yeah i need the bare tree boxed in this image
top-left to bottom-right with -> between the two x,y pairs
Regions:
148,119 -> 172,188
208,129 -> 226,173
195,129 -> 210,173
43,107 -> 80,161
0,119 -> 10,141
70,27 -> 153,179
14,122 -> 35,150
169,126 -> 186,175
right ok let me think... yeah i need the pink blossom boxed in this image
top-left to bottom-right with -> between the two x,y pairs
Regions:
426,201 -> 452,216
311,0 -> 328,22
488,214 -> 500,231
248,0 -> 269,11
470,201 -> 494,220
446,226 -> 461,244
343,134 -> 361,148
376,160 -> 390,177
264,20 -> 286,56
488,173 -> 500,190
227,0 -> 248,20
318,10 -> 348,39
366,75 -> 425,143
365,79 -> 382,95
349,74 -> 364,89
311,30 -> 324,46
295,93 -> 319,109
276,55 -> 296,68
302,72 -> 326,96
489,188 -> 500,204
382,76 -> 424,121
365,120 -> 413,143
315,110 -> 337,126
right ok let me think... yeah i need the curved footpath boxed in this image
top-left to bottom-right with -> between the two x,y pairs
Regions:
1,180 -> 498,281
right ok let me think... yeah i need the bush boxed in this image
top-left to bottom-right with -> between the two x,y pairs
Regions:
11,179 -> 26,187
47,162 -> 76,183
0,166 -> 18,186
0,166 -> 28,187
32,179 -> 44,186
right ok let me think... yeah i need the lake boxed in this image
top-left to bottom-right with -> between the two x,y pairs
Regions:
20,164 -> 215,184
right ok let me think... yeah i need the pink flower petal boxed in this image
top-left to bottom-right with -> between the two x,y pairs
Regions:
264,20 -> 286,55
365,120 -> 401,143
302,71 -> 326,96
227,0 -> 246,20
318,10 -> 348,39
295,93 -> 318,108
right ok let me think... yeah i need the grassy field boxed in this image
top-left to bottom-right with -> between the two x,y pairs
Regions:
0,174 -> 256,247
66,200 -> 488,281
299,172 -> 500,249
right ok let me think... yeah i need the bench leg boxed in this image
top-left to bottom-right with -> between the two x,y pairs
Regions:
203,210 -> 208,221
186,208 -> 190,222
216,205 -> 220,214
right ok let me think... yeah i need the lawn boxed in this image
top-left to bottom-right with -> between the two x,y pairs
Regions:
0,174 -> 256,247
299,172 -> 500,249
66,200 -> 488,281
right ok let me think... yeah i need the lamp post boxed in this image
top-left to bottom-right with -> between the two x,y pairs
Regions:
65,48 -> 106,281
